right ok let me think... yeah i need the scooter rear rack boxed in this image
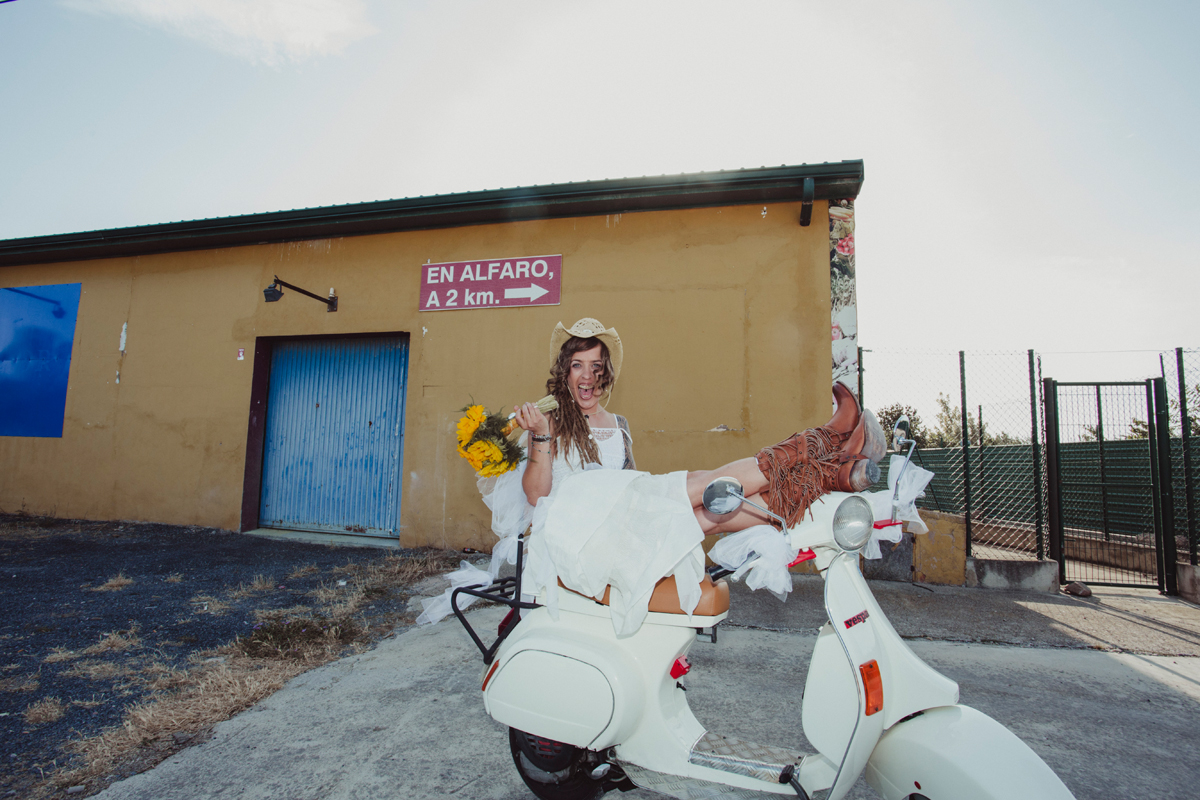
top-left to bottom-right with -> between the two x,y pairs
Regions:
451,533 -> 540,665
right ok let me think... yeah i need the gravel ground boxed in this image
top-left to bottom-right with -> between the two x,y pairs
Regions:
0,514 -> 461,799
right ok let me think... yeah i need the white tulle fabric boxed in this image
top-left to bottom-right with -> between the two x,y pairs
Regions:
706,455 -> 936,606
528,468 -> 706,637
862,454 -> 936,559
419,426 -> 705,637
707,524 -> 798,602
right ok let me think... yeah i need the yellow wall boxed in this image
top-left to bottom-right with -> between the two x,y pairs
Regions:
912,511 -> 968,585
0,201 -> 833,549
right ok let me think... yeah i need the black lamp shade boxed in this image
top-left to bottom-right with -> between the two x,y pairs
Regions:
263,284 -> 283,302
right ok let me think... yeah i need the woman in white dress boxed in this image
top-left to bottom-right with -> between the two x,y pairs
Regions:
509,318 -> 883,635
512,318 -> 879,537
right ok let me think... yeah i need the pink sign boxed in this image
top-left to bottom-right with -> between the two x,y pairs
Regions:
419,255 -> 562,312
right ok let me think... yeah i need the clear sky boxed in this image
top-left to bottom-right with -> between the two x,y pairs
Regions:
1,0 -> 1196,386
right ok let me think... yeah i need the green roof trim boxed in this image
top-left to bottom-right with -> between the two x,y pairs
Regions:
0,161 -> 863,267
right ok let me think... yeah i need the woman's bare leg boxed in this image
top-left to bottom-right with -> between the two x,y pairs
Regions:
694,492 -> 774,535
686,457 -> 768,508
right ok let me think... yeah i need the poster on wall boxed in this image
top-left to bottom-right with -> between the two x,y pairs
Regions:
0,283 -> 82,438
830,200 -> 858,397
419,255 -> 562,312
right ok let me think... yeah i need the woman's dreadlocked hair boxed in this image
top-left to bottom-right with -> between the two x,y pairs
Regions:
546,336 -> 616,465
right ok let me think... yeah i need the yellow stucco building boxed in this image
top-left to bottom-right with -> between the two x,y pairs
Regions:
0,162 -> 865,551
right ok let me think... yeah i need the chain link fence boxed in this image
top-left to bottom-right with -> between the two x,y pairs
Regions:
862,349 -> 1044,562
1160,348 -> 1199,566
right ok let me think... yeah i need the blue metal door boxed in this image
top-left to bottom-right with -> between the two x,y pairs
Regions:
259,336 -> 409,537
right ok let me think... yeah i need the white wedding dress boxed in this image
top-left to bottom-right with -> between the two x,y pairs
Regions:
419,424 -> 706,637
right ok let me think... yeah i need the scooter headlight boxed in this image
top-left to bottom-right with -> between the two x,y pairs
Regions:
832,495 -> 874,552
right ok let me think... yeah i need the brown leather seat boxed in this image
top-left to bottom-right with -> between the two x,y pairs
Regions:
559,574 -> 730,616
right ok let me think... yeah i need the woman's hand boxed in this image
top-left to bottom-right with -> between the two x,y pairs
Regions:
513,402 -> 551,438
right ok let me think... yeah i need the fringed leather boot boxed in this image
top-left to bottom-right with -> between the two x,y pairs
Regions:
755,384 -> 886,528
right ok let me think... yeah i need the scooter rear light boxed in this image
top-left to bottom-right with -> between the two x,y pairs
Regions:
481,660 -> 501,692
860,659 -> 883,716
670,656 -> 691,679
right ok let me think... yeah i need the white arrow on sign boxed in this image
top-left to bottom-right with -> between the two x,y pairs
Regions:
504,284 -> 549,302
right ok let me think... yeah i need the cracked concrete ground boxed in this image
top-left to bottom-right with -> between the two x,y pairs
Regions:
88,576 -> 1200,800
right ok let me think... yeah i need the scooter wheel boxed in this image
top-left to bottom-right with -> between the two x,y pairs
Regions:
509,728 -> 605,800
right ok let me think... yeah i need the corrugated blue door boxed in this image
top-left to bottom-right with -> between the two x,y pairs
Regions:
259,336 -> 409,537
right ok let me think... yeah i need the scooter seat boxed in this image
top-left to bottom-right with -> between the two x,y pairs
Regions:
558,574 -> 730,616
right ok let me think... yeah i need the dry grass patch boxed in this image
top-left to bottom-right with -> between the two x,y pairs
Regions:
56,629 -> 360,794
228,574 -> 275,600
328,549 -> 458,585
306,549 -> 461,621
24,697 -> 65,726
163,573 -> 183,583
82,627 -> 140,655
253,604 -> 313,623
61,660 -> 133,681
189,594 -> 230,615
237,616 -> 360,660
0,674 -> 40,692
288,563 -> 319,580
92,572 -> 134,592
44,647 -> 80,664
308,580 -> 343,605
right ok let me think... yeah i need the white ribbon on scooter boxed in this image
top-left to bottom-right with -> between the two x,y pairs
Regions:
708,524 -> 798,601
417,434 -> 535,626
414,560 -> 494,625
861,454 -> 935,559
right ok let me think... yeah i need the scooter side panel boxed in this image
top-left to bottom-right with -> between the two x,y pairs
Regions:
801,624 -> 858,761
483,607 -> 651,749
818,555 -> 887,800
864,705 -> 1076,800
487,650 -> 615,748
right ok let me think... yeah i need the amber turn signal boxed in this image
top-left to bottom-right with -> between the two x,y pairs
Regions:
860,659 -> 883,716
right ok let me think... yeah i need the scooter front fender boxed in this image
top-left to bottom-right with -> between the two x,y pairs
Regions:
864,705 -> 1075,800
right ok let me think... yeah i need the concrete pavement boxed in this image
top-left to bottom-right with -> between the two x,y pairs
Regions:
93,578 -> 1200,800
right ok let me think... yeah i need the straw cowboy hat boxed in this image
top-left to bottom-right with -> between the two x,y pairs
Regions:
549,317 -> 623,380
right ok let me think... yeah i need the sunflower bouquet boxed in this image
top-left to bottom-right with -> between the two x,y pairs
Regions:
456,395 -> 558,477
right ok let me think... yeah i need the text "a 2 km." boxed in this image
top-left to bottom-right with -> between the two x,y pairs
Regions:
418,255 -> 562,312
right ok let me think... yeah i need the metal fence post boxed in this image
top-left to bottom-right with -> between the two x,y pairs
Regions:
1154,377 -> 1179,595
1147,380 -> 1166,594
1178,347 -> 1197,565
1096,385 -> 1110,540
1043,378 -> 1064,583
960,351 -> 972,557
978,404 -> 987,522
1029,350 -> 1045,560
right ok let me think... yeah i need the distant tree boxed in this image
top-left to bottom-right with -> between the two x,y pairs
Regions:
1089,383 -> 1200,441
928,393 -> 974,448
1125,418 -> 1151,440
926,393 -> 1027,448
875,403 -> 928,449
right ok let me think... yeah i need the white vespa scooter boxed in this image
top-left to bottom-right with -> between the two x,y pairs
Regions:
452,417 -> 1075,800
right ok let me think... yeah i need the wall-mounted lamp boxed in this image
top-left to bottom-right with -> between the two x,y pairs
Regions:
263,276 -> 337,312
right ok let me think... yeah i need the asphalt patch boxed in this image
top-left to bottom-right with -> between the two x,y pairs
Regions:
0,514 -> 449,798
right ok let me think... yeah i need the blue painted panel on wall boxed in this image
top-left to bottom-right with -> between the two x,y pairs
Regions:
0,283 -> 82,438
259,336 -> 409,537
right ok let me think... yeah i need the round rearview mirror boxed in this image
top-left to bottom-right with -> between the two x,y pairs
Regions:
892,415 -> 910,450
702,477 -> 745,516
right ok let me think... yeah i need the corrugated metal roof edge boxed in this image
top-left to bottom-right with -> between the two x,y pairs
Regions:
0,161 -> 863,267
